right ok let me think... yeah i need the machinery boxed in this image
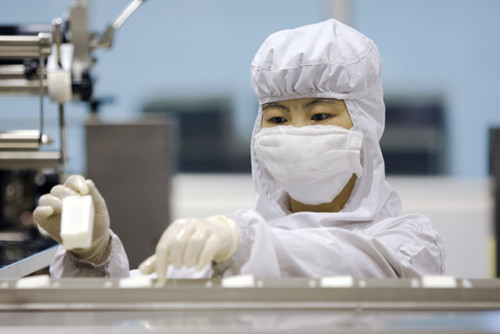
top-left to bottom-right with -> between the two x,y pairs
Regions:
0,0 -> 145,170
0,0 -> 145,271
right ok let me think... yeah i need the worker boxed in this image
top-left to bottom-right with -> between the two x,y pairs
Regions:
33,19 -> 445,281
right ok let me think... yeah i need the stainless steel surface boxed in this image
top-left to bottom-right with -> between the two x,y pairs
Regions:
69,0 -> 92,78
53,17 -> 67,164
38,40 -> 46,144
0,78 -> 47,95
0,130 -> 45,150
1,277 -> 499,311
90,0 -> 146,49
0,245 -> 57,279
0,309 -> 499,334
0,64 -> 26,79
0,151 -> 62,169
0,30 -> 54,168
52,18 -> 63,68
113,0 -> 145,29
0,278 -> 499,333
58,104 -> 67,164
490,127 -> 500,277
0,33 -> 52,59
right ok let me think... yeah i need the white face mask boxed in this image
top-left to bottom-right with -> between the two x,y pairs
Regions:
253,125 -> 363,206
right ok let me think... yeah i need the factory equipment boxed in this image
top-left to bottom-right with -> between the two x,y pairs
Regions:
0,0 -> 145,169
0,0 -> 146,274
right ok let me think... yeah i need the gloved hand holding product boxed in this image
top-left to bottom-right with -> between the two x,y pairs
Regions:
33,175 -> 112,265
139,216 -> 239,285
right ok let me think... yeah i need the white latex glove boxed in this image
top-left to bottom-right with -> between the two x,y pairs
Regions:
33,175 -> 112,264
139,216 -> 239,285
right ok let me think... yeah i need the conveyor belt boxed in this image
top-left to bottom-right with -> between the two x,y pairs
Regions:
0,277 -> 499,333
1,277 -> 500,311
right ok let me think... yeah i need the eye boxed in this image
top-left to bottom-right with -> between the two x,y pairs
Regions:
311,113 -> 331,122
268,116 -> 287,124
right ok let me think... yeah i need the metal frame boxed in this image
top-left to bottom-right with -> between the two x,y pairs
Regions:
490,128 -> 500,277
0,246 -> 57,279
0,33 -> 62,170
0,278 -> 499,312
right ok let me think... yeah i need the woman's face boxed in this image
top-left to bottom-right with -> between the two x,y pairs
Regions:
261,98 -> 353,129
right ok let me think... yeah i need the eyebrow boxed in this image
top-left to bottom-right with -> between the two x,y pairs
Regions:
262,99 -> 342,112
305,98 -> 341,107
262,103 -> 289,112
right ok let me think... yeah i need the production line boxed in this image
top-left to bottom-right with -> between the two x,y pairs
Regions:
0,275 -> 499,333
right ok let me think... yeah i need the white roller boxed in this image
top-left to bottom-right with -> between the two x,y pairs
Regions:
46,43 -> 73,103
47,69 -> 72,103
60,195 -> 95,250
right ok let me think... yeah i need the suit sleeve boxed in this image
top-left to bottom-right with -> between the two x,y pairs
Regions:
49,230 -> 130,278
214,209 -> 445,278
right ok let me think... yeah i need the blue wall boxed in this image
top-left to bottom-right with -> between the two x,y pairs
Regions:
1,0 -> 500,176
353,0 -> 500,176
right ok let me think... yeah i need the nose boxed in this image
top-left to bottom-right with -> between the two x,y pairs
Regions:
289,118 -> 309,128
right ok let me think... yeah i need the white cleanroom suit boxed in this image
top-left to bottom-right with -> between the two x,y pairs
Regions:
49,19 -> 445,278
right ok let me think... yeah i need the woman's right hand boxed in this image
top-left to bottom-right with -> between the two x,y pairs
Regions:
139,216 -> 239,285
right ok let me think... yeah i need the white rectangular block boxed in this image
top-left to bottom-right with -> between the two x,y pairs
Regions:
320,276 -> 354,288
60,195 -> 95,250
16,275 -> 51,289
422,275 -> 457,288
119,276 -> 153,288
221,275 -> 255,288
